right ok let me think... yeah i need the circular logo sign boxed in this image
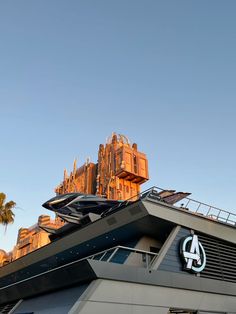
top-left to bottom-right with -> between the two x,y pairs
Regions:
180,234 -> 206,273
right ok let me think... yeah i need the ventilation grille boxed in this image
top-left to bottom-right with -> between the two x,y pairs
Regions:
129,206 -> 142,216
106,217 -> 117,226
198,234 -> 236,283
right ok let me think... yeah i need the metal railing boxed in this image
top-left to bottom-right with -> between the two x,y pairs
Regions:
0,246 -> 158,291
141,186 -> 236,227
86,245 -> 158,269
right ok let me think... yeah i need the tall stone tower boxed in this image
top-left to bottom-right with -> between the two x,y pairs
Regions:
55,133 -> 149,200
96,133 -> 149,200
55,159 -> 97,195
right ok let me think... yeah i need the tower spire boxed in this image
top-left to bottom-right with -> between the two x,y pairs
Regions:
73,158 -> 77,175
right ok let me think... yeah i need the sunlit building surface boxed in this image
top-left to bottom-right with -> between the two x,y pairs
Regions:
0,216 -> 64,266
55,133 -> 149,200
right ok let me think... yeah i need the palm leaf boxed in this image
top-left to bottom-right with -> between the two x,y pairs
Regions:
0,193 -> 6,208
0,194 -> 16,229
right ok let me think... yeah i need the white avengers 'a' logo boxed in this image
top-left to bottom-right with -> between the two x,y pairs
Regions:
180,234 -> 206,273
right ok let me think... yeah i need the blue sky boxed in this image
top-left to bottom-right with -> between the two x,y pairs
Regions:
0,1 -> 236,251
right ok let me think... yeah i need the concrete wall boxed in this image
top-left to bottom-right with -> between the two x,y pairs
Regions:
11,277 -> 236,313
12,284 -> 89,314
69,279 -> 236,314
125,236 -> 161,267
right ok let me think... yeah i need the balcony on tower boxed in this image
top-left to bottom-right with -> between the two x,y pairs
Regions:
114,144 -> 149,184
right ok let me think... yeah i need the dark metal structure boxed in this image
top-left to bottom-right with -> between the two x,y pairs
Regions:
0,187 -> 236,313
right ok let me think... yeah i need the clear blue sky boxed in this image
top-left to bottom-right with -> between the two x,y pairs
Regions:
0,1 -> 236,251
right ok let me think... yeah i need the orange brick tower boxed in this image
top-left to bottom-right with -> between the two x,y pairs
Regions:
11,215 -> 64,260
96,133 -> 149,200
55,159 -> 97,195
55,133 -> 149,200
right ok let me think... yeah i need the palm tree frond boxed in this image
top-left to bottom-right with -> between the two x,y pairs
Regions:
0,193 -> 6,208
4,201 -> 16,211
0,194 -> 16,228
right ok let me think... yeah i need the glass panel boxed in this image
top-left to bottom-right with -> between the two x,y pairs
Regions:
100,249 -> 115,261
110,248 -> 130,264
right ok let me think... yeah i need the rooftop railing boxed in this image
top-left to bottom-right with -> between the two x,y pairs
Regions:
104,186 -> 236,227
141,186 -> 236,227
